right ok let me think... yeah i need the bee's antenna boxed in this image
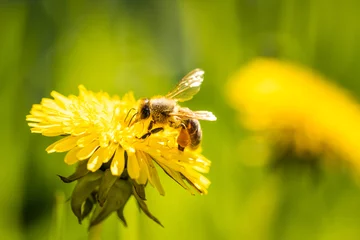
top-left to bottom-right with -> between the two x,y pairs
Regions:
128,112 -> 138,127
124,108 -> 136,123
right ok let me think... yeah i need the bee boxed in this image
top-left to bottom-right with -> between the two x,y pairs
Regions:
133,68 -> 216,151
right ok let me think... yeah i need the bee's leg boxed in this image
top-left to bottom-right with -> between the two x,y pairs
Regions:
168,116 -> 183,129
138,127 -> 164,140
169,120 -> 185,129
139,132 -> 151,140
147,120 -> 154,130
150,127 -> 164,134
178,145 -> 185,151
177,123 -> 188,151
136,120 -> 161,140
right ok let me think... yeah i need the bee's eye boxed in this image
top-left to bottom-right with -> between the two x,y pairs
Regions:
140,104 -> 150,119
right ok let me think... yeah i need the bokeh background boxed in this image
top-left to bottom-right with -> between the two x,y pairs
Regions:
2,0 -> 360,239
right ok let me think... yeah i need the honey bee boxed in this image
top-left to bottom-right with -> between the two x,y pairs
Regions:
133,68 -> 216,151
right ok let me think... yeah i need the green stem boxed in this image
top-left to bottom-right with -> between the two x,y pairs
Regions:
49,191 -> 65,240
88,223 -> 102,240
119,197 -> 140,240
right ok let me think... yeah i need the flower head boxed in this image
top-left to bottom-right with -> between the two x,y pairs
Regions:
228,58 -> 360,171
26,85 -> 211,226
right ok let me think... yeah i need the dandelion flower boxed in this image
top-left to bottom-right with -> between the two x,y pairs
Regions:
227,58 -> 360,172
26,85 -> 211,227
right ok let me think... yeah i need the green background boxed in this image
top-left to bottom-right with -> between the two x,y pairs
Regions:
2,0 -> 360,239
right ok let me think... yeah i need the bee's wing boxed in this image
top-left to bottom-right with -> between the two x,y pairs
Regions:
165,69 -> 205,102
170,108 -> 217,121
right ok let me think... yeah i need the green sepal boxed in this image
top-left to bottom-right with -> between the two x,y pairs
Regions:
89,179 -> 132,228
132,186 -> 163,227
97,169 -> 118,207
58,161 -> 89,183
82,197 -> 95,220
132,181 -> 146,200
116,205 -> 128,227
71,171 -> 103,223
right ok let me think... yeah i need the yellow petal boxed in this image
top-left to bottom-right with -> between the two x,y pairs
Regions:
46,135 -> 81,153
41,98 -> 58,109
46,115 -> 70,123
87,147 -> 105,172
26,116 -> 43,122
29,110 -> 43,117
31,123 -> 62,129
151,154 -> 183,172
51,90 -> 71,109
64,147 -> 81,165
30,104 -> 43,112
155,160 -> 189,192
42,126 -> 65,136
143,153 -> 164,195
28,122 -> 40,128
71,126 -> 89,136
41,99 -> 69,115
78,85 -> 87,94
30,128 -> 43,133
175,153 -> 211,173
182,169 -> 210,194
77,133 -> 96,147
76,140 -> 99,160
99,133 -> 110,148
42,130 -> 65,137
127,151 -> 140,179
110,147 -> 125,176
103,142 -> 117,163
135,151 -> 148,185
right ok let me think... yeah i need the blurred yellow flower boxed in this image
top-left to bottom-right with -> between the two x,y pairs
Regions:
26,85 -> 211,226
228,58 -> 360,170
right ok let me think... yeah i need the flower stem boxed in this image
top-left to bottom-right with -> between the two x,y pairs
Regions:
49,191 -> 65,240
88,223 -> 102,240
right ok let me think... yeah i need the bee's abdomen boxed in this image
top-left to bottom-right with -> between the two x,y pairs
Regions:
185,119 -> 202,149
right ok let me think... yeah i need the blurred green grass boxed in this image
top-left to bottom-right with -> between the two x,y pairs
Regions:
2,0 -> 360,239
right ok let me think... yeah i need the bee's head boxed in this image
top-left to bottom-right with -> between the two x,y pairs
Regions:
138,98 -> 151,120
